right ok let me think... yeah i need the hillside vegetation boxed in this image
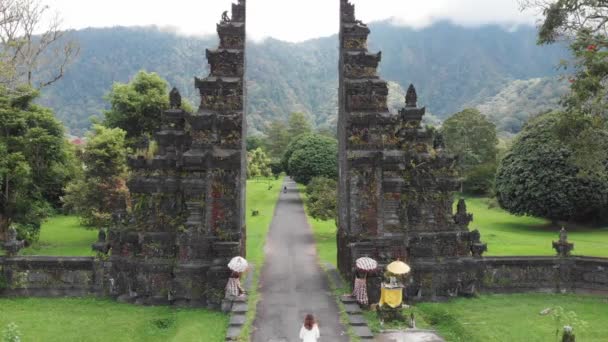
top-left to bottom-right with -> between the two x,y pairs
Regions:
38,22 -> 568,136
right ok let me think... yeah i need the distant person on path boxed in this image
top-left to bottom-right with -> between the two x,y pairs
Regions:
283,185 -> 287,193
299,314 -> 320,342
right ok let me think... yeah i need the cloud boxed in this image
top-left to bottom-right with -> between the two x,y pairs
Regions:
47,0 -> 538,42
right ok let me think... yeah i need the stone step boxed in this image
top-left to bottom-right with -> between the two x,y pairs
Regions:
341,294 -> 356,304
352,325 -> 374,340
347,313 -> 367,326
225,326 -> 241,341
344,303 -> 362,314
231,302 -> 248,314
229,313 -> 247,326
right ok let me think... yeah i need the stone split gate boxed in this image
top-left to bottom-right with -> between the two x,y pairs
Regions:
1,0 -> 607,307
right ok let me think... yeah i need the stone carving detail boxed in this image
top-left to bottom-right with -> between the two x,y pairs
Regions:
2,227 -> 24,256
454,199 -> 473,226
169,87 -> 182,109
406,84 -> 417,107
469,229 -> 487,258
221,11 -> 230,24
107,0 -> 246,307
553,227 -> 574,257
92,229 -> 110,255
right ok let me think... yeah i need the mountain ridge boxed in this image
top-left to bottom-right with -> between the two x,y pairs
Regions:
37,22 -> 569,136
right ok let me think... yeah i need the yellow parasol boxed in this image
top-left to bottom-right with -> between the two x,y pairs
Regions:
386,260 -> 411,275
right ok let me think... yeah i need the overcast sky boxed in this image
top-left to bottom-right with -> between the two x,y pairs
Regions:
48,0 -> 538,42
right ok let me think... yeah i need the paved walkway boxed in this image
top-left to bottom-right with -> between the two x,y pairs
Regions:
252,178 -> 349,342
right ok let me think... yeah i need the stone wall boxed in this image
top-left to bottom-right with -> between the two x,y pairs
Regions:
0,256 -> 107,297
362,256 -> 608,303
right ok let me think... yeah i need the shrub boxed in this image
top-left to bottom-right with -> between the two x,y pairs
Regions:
495,112 -> 608,223
305,177 -> 337,221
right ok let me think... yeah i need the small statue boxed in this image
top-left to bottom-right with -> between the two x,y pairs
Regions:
406,84 -> 417,107
559,226 -> 568,243
553,227 -> 574,257
92,229 -> 110,255
3,227 -> 24,256
454,199 -> 473,226
7,226 -> 17,242
221,11 -> 231,24
433,132 -> 446,150
169,87 -> 182,109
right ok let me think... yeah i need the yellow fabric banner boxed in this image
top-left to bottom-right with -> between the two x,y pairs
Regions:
379,287 -> 403,308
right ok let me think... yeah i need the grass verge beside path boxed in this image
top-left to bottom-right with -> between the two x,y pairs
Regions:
239,177 -> 284,340
22,215 -> 97,256
0,298 -> 228,342
465,197 -> 608,257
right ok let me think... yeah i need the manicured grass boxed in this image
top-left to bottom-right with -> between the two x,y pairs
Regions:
21,215 -> 97,256
0,298 -> 228,342
240,177 -> 284,340
364,293 -> 608,342
465,197 -> 608,257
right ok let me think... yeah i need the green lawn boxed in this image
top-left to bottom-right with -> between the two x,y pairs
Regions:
465,197 -> 608,256
22,215 -> 97,256
364,293 -> 608,342
0,298 -> 228,342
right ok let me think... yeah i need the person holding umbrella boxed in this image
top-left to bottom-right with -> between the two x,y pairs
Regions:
225,256 -> 248,299
352,257 -> 378,306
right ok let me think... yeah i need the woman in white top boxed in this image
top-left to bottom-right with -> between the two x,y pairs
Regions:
299,314 -> 320,342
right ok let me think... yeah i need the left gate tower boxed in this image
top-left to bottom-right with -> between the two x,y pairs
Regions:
106,0 -> 247,307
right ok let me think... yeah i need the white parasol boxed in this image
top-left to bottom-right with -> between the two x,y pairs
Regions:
355,257 -> 378,271
227,256 -> 248,273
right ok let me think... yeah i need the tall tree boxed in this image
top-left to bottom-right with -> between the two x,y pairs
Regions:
264,120 -> 290,160
287,112 -> 312,139
247,147 -> 272,179
0,86 -> 76,242
63,125 -> 129,228
521,0 -> 608,177
0,0 -> 79,89
104,71 -> 169,147
442,108 -> 499,194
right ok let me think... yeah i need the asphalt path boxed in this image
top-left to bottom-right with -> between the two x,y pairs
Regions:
251,178 -> 349,342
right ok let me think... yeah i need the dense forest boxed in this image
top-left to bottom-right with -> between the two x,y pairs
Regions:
37,21 -> 569,136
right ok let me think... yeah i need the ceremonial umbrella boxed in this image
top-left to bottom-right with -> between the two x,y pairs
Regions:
386,260 -> 411,275
228,256 -> 248,273
355,257 -> 378,271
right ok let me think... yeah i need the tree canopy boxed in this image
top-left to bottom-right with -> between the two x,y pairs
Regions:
0,86 -> 77,243
247,147 -> 272,179
442,108 -> 499,194
63,125 -> 129,228
283,133 -> 338,184
104,71 -> 170,147
495,112 -> 608,223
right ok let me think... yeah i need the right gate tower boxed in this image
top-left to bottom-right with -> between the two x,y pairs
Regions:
337,0 -> 487,301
